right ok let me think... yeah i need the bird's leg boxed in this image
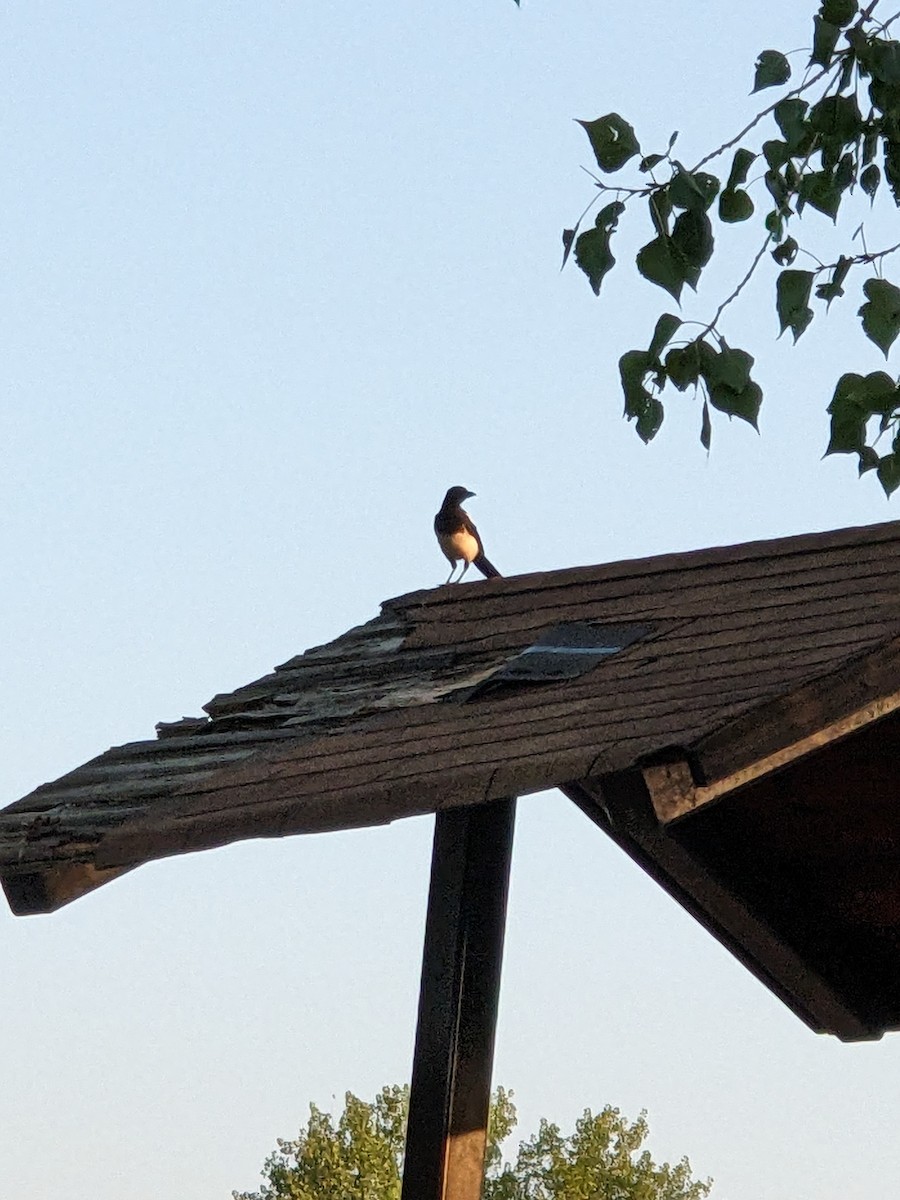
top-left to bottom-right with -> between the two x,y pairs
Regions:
458,561 -> 470,581
446,562 -> 458,584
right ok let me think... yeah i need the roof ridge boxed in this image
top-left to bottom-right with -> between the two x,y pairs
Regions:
385,518 -> 900,611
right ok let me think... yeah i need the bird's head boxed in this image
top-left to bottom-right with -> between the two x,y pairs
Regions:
443,486 -> 476,505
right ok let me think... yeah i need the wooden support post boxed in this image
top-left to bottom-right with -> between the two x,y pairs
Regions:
401,797 -> 516,1200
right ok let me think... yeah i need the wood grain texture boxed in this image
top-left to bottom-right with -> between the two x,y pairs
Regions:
401,799 -> 515,1200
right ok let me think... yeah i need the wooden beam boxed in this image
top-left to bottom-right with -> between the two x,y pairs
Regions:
562,776 -> 875,1041
644,687 -> 900,825
693,637 -> 900,782
401,798 -> 516,1200
1,862 -> 133,916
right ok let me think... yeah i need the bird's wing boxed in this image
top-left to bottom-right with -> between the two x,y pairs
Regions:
460,511 -> 485,556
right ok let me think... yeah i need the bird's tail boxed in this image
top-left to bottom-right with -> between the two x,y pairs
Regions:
474,554 -> 501,579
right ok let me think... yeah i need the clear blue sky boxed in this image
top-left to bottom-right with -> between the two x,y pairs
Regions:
3,2 -> 900,1197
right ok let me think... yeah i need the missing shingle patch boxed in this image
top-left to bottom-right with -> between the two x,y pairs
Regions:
465,621 -> 652,697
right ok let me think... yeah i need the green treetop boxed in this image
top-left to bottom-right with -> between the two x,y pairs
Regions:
234,1084 -> 712,1200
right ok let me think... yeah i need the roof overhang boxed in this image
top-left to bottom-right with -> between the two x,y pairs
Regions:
5,521 -> 900,1039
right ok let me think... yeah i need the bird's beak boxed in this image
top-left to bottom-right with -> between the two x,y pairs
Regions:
465,490 -> 476,499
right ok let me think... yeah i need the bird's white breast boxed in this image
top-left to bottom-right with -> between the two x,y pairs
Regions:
447,529 -> 480,563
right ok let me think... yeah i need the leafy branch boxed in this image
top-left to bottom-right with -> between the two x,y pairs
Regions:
691,62 -> 833,173
563,0 -> 900,493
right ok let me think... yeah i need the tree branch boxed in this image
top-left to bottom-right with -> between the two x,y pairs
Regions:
701,236 -> 772,336
691,65 -> 834,173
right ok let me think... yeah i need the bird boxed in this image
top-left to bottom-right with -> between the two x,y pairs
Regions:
433,486 -> 500,583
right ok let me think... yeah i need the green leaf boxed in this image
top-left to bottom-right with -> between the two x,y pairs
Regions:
671,208 -> 713,289
573,201 -> 626,295
885,140 -> 900,205
861,162 -> 881,200
847,23 -> 867,60
867,76 -> 900,120
772,236 -> 799,266
838,47 -> 855,91
811,16 -> 841,67
831,370 -> 899,416
765,168 -> 791,213
821,0 -> 857,27
764,209 -> 785,239
648,189 -> 672,237
701,344 -> 761,429
696,338 -> 719,379
635,396 -> 664,441
868,39 -> 900,85
762,139 -> 790,169
639,153 -> 665,173
636,235 -> 685,302
827,404 -> 867,456
619,349 -> 651,405
809,94 -> 863,145
647,313 -> 682,362
619,350 -> 664,442
668,167 -> 720,211
776,269 -> 815,341
664,342 -> 701,391
858,445 -> 880,475
826,373 -> 869,454
798,168 -> 842,219
577,113 -> 640,173
815,255 -> 852,307
825,371 -> 900,458
726,148 -> 756,190
861,371 -> 900,413
561,227 -> 576,269
877,453 -> 900,496
773,98 -> 812,153
708,379 -> 763,428
863,126 -> 879,165
706,345 -> 755,392
700,399 -> 711,451
718,188 -> 755,222
835,151 -> 855,192
753,50 -> 791,92
859,277 -> 900,355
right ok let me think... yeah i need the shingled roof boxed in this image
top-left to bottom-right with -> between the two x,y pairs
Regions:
5,519 -> 900,1038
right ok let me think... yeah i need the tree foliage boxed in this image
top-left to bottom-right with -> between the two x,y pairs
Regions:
234,1085 -> 712,1200
232,1085 -> 409,1200
487,1107 -> 712,1200
563,0 -> 900,493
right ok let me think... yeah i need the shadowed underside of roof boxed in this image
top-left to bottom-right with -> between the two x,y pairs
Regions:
4,519 -> 900,1038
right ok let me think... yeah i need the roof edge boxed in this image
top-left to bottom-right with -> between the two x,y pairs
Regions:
645,681 -> 900,824
688,630 -> 900,786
